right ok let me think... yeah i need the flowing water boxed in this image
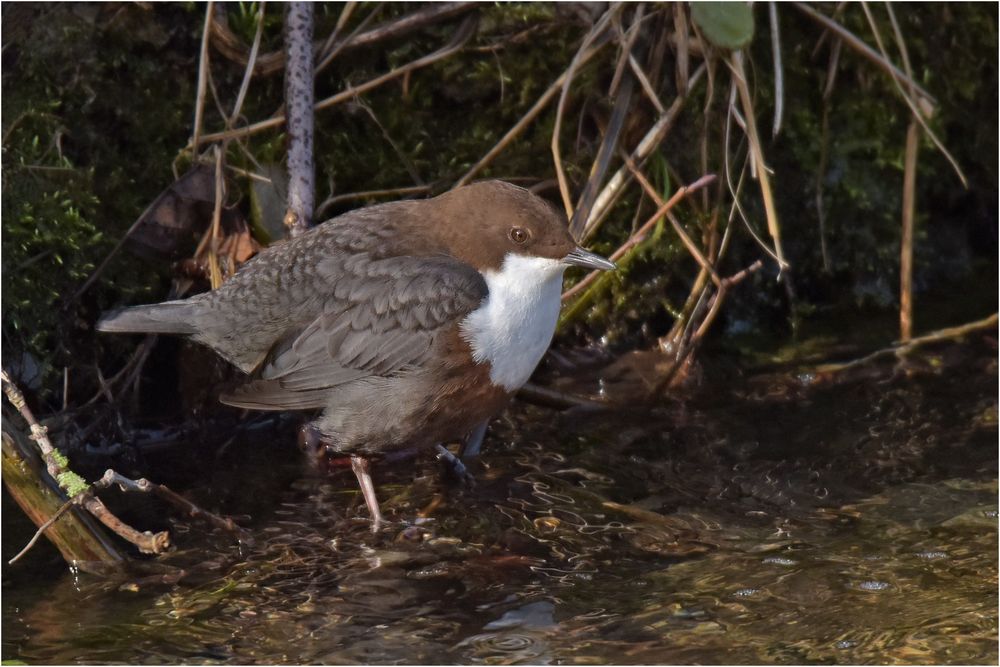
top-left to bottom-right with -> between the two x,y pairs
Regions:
3,337 -> 997,664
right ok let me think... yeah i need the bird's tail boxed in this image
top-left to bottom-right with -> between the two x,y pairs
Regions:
96,300 -> 200,335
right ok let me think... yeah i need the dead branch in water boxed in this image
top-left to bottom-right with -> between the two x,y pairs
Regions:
2,371 -> 247,566
813,313 -> 999,376
653,260 -> 765,396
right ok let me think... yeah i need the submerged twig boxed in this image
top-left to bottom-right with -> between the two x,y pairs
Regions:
814,313 -> 999,375
653,260 -> 765,396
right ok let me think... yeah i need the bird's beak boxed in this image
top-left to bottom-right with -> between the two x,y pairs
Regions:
562,246 -> 616,271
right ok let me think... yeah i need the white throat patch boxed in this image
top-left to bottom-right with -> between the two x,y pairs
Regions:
460,253 -> 567,391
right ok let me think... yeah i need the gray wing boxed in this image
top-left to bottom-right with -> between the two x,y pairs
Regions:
219,255 -> 487,410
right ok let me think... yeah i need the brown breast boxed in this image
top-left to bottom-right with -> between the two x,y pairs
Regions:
418,325 -> 513,446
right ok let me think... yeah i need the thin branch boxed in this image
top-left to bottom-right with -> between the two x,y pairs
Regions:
623,155 -> 722,287
315,185 -> 431,220
191,1 -> 215,157
454,38 -> 609,188
284,2 -> 316,237
582,63 -> 707,242
858,2 -> 967,187
652,260 -> 765,396
2,371 -> 171,556
552,6 -> 620,218
814,313 -> 999,375
94,470 -> 249,539
193,19 -> 476,147
7,495 -> 76,565
562,174 -> 717,303
729,51 -> 788,272
769,2 -> 784,137
793,2 -> 936,106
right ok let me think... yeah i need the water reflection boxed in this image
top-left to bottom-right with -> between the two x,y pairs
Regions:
3,342 -> 997,664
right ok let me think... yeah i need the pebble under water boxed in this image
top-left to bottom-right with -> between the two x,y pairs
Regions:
2,339 -> 997,664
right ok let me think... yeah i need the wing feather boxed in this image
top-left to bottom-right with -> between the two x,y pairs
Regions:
221,253 -> 487,408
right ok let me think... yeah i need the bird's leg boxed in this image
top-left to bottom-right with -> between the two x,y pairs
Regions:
298,423 -> 338,469
436,444 -> 475,488
457,420 -> 488,460
350,455 -> 384,533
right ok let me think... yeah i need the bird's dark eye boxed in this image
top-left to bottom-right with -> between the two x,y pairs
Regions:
509,227 -> 529,244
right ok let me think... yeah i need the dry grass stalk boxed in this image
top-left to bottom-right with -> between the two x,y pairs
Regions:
454,40 -> 609,188
230,1 -> 266,126
191,1 -> 215,157
562,174 -> 717,303
315,1 -> 358,73
552,6 -> 621,218
858,2 -> 966,187
582,63 -> 707,242
193,19 -> 475,147
885,1 -> 920,342
769,2 -> 784,137
569,75 -> 634,240
209,2 -> 476,77
900,119 -> 919,341
623,155 -> 722,287
316,185 -> 432,220
794,2 -> 936,106
729,51 -> 788,272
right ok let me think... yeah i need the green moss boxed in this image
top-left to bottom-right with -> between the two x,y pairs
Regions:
56,470 -> 90,498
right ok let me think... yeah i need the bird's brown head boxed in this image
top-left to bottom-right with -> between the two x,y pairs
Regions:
428,181 -> 615,273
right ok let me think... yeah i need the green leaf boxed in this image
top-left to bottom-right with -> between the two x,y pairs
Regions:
690,2 -> 755,50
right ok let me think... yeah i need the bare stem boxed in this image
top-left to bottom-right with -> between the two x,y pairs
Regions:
284,2 -> 316,237
562,174 -> 717,303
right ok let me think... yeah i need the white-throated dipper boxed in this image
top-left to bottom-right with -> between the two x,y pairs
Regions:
98,180 -> 615,531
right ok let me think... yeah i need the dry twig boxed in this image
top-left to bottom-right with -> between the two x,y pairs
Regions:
454,38 -> 609,188
193,18 -> 476,147
562,174 -> 717,303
